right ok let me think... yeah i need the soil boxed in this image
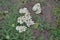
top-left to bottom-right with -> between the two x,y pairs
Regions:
41,0 -> 56,27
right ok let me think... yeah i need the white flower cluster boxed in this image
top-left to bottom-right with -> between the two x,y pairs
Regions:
16,7 -> 35,33
16,26 -> 27,33
18,7 -> 35,27
32,3 -> 41,14
19,7 -> 29,14
16,3 -> 41,33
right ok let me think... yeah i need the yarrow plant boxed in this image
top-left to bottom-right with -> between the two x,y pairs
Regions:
18,7 -> 35,27
19,7 -> 29,14
32,3 -> 41,14
16,3 -> 41,33
16,7 -> 35,33
16,26 -> 27,33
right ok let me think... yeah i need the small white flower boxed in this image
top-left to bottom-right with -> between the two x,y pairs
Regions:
17,17 -> 24,24
25,14 -> 32,20
32,3 -> 41,14
19,7 -> 29,14
16,26 -> 27,33
25,19 -> 35,27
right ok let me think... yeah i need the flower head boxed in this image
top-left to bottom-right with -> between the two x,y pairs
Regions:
32,3 -> 41,14
17,17 -> 24,24
19,7 -> 29,14
24,18 -> 34,27
16,26 -> 27,33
